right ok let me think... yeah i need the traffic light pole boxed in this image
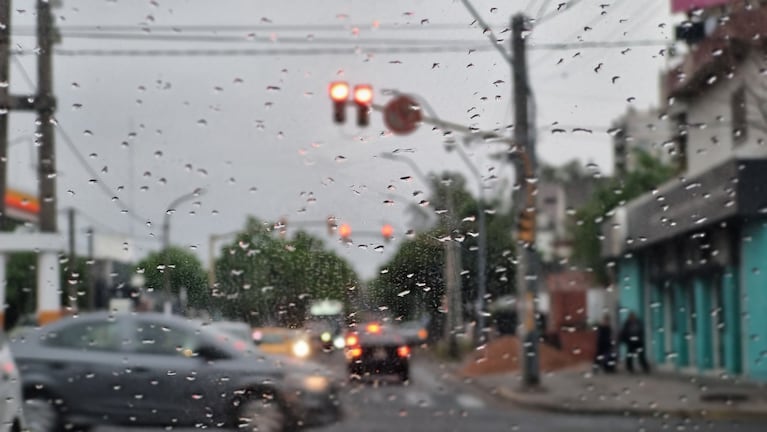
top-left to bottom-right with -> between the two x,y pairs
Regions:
511,13 -> 540,388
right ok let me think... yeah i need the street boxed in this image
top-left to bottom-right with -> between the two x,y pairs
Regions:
95,351 -> 766,432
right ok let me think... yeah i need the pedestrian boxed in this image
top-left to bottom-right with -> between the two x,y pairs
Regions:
619,311 -> 650,373
593,313 -> 616,373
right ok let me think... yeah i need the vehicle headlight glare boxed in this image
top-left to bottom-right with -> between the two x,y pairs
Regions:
303,375 -> 329,392
333,336 -> 345,349
292,340 -> 311,358
320,332 -> 332,342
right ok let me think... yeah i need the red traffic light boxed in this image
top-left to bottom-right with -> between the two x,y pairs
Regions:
329,81 -> 350,102
338,223 -> 352,240
381,224 -> 393,241
353,84 -> 373,105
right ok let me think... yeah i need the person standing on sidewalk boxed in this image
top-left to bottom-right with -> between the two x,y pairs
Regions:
593,313 -> 616,373
619,311 -> 650,373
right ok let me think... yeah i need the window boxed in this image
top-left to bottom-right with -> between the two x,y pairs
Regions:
132,322 -> 198,357
45,321 -> 121,352
732,85 -> 747,145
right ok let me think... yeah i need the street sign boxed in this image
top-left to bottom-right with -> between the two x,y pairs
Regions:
384,96 -> 422,135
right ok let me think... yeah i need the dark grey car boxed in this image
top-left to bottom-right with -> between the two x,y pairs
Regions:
11,312 -> 341,432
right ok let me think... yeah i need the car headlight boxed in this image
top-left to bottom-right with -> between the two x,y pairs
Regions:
320,332 -> 332,342
333,336 -> 345,349
302,375 -> 329,393
292,339 -> 311,358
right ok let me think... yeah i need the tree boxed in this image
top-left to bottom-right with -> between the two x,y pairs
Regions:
213,217 -> 358,327
369,171 -> 516,323
136,247 -> 208,310
571,150 -> 677,282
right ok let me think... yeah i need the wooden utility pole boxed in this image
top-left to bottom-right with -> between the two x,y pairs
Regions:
0,0 -> 11,232
512,13 -> 541,388
67,207 -> 77,311
37,0 -> 57,234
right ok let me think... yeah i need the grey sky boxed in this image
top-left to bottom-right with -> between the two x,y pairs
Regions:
6,0 -> 675,279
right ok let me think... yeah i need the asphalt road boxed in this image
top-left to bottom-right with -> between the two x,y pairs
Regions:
95,350 -> 767,432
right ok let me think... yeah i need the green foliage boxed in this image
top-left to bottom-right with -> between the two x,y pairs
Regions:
137,246 -> 209,309
213,217 -> 358,327
571,150 -> 677,282
369,172 -> 516,322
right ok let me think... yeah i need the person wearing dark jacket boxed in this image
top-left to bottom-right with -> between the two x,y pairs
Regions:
619,311 -> 650,373
593,313 -> 616,373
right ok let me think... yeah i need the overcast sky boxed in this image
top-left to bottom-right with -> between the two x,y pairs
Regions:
6,0 -> 677,280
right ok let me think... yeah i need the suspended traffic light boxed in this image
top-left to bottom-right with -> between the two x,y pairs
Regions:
338,223 -> 352,241
353,84 -> 373,127
326,216 -> 338,236
517,211 -> 536,244
381,224 -> 394,242
276,217 -> 288,237
329,81 -> 350,124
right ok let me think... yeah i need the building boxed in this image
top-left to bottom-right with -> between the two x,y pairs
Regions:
612,107 -> 675,176
605,2 -> 767,381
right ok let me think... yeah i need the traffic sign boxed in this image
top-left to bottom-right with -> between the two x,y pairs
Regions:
384,96 -> 422,135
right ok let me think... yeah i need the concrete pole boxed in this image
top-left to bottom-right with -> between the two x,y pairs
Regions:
512,13 -> 541,388
0,254 -> 5,328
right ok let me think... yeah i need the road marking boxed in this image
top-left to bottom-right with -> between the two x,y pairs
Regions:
455,394 -> 486,410
404,391 -> 435,408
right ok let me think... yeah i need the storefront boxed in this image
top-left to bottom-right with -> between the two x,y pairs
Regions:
607,158 -> 767,380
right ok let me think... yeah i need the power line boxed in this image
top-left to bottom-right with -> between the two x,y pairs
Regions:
460,0 -> 512,64
9,58 -> 152,228
13,30 -> 491,47
7,39 -> 671,58
11,22 -> 510,33
535,0 -> 585,26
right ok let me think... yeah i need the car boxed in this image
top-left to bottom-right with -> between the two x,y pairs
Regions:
0,329 -> 25,432
345,322 -> 410,382
252,327 -> 313,359
395,318 -> 430,347
11,312 -> 341,432
209,320 -> 252,343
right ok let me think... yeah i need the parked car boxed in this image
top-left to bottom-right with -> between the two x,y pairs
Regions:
11,312 -> 341,432
0,330 -> 25,432
209,320 -> 252,343
252,327 -> 313,359
345,322 -> 410,382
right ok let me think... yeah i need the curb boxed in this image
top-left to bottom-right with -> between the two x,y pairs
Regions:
489,384 -> 767,421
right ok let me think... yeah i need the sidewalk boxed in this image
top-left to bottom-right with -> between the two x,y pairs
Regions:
467,363 -> 767,421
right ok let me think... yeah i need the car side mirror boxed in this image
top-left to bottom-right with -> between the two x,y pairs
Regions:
196,345 -> 229,361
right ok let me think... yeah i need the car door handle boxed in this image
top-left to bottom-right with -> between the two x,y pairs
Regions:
49,362 -> 67,370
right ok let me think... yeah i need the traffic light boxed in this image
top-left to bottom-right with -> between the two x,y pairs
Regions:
353,84 -> 373,127
326,216 -> 337,236
381,224 -> 393,242
276,217 -> 288,237
517,210 -> 535,244
338,223 -> 352,241
329,81 -> 349,124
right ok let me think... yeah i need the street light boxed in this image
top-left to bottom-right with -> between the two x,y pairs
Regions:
162,188 -> 206,307
445,141 -> 489,347
380,151 -> 464,358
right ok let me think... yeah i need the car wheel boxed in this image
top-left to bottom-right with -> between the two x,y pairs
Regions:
23,395 -> 60,432
237,396 -> 286,432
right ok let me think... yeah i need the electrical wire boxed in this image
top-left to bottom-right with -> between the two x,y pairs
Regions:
460,0 -> 512,64
6,39 -> 671,58
535,0 -> 585,26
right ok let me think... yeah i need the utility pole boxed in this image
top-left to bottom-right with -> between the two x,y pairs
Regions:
37,0 -> 57,234
444,178 -> 464,358
0,0 -> 10,232
67,207 -> 76,311
86,227 -> 95,310
512,13 -> 541,388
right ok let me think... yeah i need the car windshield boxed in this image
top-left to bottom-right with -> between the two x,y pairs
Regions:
3,1 -> 767,432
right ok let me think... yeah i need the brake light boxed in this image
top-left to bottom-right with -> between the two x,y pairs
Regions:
397,345 -> 410,358
348,347 -> 363,358
417,328 -> 428,340
366,323 -> 381,334
345,334 -> 359,347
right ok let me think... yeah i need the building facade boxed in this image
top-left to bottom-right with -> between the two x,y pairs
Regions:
606,3 -> 767,380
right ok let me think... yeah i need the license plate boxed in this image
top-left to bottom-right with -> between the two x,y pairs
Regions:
373,348 -> 388,360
